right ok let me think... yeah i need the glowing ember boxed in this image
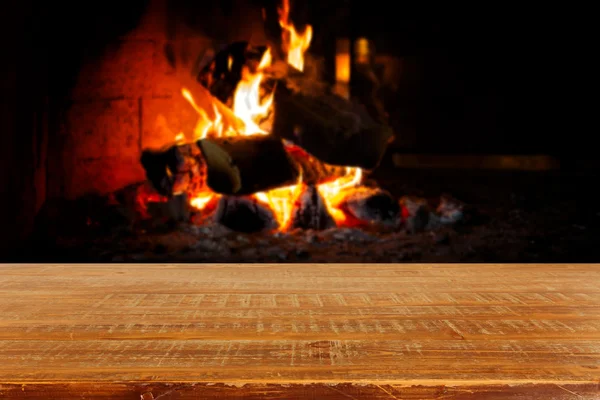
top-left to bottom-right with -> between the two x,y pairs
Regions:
176,0 -> 366,231
190,193 -> 220,210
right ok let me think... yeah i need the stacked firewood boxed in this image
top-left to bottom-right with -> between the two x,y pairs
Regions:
140,42 -> 395,230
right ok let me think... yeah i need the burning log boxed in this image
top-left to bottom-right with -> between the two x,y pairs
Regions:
284,144 -> 349,185
289,185 -> 336,230
141,138 -> 352,201
140,145 -> 182,196
339,188 -> 400,227
196,135 -> 300,196
214,196 -> 278,232
196,42 -> 393,170
270,68 -> 394,170
140,143 -> 206,197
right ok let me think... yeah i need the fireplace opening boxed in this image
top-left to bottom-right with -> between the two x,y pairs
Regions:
1,1 -> 597,262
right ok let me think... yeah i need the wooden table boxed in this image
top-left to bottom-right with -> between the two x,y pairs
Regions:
0,264 -> 599,399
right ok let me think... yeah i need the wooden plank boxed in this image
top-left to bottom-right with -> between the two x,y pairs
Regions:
1,338 -> 599,382
392,154 -> 561,170
1,382 -> 599,399
0,263 -> 599,399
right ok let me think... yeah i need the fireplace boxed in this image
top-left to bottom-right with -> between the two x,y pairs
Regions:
1,1 -> 597,262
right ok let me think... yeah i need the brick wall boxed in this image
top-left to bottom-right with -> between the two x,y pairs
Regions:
48,1 -> 195,199
0,0 -> 274,254
48,0 -> 270,200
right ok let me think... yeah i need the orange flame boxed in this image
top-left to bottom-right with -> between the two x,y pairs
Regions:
232,48 -> 273,135
189,193 -> 219,210
178,3 -> 364,230
255,179 -> 304,230
278,0 -> 312,71
182,88 -> 221,139
318,167 -> 363,224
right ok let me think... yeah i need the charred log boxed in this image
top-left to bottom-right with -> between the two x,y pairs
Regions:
196,135 -> 299,196
399,196 -> 439,233
437,194 -> 465,225
146,193 -> 191,227
289,185 -> 336,230
399,195 -> 467,233
215,196 -> 277,232
141,138 -> 354,200
270,67 -> 394,170
140,143 -> 206,197
284,144 -> 349,185
340,188 -> 400,227
140,146 -> 181,196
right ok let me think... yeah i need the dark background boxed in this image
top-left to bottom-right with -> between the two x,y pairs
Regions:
5,0 -> 562,154
0,0 -> 580,257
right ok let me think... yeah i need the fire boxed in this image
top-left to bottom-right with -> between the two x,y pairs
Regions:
277,0 -> 312,71
190,193 -> 220,210
318,167 -> 363,223
255,180 -> 305,229
232,47 -> 273,135
181,89 -> 220,139
178,0 -> 363,230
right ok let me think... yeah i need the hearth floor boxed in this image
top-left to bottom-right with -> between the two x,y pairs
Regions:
14,169 -> 600,263
0,263 -> 598,399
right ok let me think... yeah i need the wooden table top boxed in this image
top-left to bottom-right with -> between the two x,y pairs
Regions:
0,263 -> 599,399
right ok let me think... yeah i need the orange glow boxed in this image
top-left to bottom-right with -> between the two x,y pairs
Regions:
175,3 -> 367,230
255,179 -> 305,230
174,132 -> 185,143
181,49 -> 278,216
335,38 -> 351,83
182,48 -> 274,140
317,167 -> 363,224
335,54 -> 350,82
232,48 -> 273,136
334,38 -> 351,99
278,0 -> 312,71
355,37 -> 370,64
182,88 -> 221,139
190,193 -> 221,210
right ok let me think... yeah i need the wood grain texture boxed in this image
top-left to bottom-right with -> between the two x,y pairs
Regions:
1,383 -> 599,399
0,263 -> 599,399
